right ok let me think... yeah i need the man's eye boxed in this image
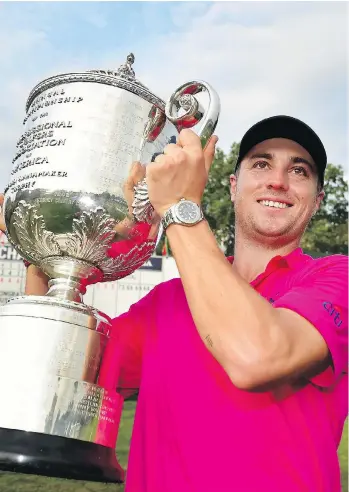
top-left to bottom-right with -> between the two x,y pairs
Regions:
292,166 -> 308,176
253,161 -> 268,169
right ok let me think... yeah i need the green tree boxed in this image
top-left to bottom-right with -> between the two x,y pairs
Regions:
301,163 -> 348,255
202,144 -> 239,256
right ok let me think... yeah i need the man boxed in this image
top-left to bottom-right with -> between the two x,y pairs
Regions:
0,115 -> 347,491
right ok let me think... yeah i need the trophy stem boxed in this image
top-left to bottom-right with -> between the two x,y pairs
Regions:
46,278 -> 86,303
38,257 -> 104,303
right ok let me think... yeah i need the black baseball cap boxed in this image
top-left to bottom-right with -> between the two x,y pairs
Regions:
234,115 -> 327,186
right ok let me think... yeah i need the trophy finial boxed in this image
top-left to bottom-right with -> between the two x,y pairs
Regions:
87,53 -> 145,84
127,53 -> 135,65
115,53 -> 136,79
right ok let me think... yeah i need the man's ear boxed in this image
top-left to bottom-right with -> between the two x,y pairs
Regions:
313,189 -> 325,216
230,174 -> 237,203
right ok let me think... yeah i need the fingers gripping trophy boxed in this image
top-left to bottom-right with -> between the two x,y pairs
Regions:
0,54 -> 220,482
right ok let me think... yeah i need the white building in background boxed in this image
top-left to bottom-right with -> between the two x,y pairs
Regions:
0,231 -> 179,317
0,231 -> 26,306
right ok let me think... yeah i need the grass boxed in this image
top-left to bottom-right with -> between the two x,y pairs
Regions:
339,419 -> 348,492
0,403 -> 347,491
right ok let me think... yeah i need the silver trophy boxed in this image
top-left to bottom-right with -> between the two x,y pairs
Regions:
0,54 -> 220,482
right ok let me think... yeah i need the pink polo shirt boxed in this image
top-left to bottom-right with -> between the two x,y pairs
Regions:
105,248 -> 348,492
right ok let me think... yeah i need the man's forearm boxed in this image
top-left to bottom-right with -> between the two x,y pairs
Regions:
25,265 -> 49,296
166,220 -> 288,388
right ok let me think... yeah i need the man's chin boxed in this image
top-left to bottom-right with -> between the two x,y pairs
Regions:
254,225 -> 294,240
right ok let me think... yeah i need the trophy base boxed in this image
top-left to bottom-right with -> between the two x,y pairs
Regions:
0,427 -> 124,483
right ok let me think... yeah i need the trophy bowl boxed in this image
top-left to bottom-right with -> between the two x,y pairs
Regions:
0,53 -> 220,482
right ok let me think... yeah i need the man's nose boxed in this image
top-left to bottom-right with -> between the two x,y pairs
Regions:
266,169 -> 290,191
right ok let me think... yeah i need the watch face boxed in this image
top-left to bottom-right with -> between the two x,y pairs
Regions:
176,200 -> 200,224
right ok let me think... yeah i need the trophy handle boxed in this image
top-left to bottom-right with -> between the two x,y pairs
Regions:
165,80 -> 220,149
133,81 -> 220,223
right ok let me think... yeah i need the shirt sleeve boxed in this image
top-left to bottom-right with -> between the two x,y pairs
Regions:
98,286 -> 158,398
273,255 -> 348,388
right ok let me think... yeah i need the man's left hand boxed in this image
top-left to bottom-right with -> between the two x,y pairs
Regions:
146,129 -> 218,217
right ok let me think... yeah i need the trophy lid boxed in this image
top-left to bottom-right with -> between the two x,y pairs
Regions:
25,53 -> 165,113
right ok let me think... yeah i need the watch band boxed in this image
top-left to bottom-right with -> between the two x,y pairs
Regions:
161,208 -> 175,231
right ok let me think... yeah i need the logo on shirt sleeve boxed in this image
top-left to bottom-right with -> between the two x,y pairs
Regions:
323,301 -> 343,327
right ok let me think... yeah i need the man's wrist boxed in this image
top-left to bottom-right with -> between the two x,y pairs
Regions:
161,199 -> 204,231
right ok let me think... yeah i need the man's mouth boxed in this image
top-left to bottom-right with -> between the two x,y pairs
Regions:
257,200 -> 293,209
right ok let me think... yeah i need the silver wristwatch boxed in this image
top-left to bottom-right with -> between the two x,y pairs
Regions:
161,199 -> 204,231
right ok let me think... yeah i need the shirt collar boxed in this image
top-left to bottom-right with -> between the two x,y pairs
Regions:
227,248 -> 308,286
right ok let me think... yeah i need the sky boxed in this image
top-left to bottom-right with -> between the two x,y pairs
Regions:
0,1 -> 347,192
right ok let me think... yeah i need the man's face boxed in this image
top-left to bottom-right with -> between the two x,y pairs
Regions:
230,138 -> 324,244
